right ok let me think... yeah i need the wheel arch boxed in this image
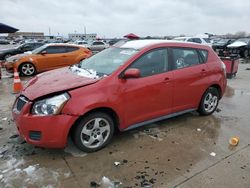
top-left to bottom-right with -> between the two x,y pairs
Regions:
209,84 -> 222,99
68,107 -> 120,138
18,61 -> 37,75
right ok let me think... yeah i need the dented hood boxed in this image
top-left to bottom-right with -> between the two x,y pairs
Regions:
22,67 -> 99,100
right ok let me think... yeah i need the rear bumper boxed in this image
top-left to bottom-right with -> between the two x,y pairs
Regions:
12,102 -> 78,148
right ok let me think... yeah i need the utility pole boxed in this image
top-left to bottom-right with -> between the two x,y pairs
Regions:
84,26 -> 87,35
49,27 -> 51,36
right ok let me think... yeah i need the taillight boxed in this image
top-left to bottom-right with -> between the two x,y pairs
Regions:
220,61 -> 226,77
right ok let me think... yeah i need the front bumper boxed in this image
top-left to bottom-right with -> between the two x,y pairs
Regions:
12,99 -> 78,148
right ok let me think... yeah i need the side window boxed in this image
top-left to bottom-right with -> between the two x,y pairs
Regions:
187,38 -> 194,42
45,46 -> 66,54
171,48 -> 200,70
65,46 -> 79,53
130,48 -> 168,77
192,38 -> 202,44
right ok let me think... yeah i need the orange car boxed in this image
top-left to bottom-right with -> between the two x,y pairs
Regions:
5,43 -> 92,76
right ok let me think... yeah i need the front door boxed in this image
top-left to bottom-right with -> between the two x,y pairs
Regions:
120,48 -> 174,129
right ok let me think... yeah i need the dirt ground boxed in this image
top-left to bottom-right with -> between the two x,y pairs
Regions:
1,55 -> 250,187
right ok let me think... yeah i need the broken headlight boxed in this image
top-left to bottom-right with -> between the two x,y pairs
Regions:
32,93 -> 70,115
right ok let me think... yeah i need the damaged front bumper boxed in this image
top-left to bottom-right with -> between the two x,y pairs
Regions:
12,97 -> 78,148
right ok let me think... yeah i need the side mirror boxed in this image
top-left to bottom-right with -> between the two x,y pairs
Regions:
41,51 -> 47,55
123,68 -> 141,79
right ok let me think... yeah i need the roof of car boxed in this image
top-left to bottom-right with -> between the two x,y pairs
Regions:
118,39 -> 205,50
45,43 -> 83,47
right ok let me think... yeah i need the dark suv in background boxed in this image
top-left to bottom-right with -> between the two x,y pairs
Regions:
0,42 -> 44,60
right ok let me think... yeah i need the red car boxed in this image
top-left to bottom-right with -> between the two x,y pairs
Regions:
12,40 -> 227,152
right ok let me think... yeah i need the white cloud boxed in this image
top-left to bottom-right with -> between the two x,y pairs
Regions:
1,0 -> 250,37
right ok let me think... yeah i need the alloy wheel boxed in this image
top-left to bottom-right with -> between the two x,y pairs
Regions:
80,118 -> 111,149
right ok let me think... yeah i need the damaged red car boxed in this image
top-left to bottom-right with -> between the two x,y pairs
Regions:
12,40 -> 227,152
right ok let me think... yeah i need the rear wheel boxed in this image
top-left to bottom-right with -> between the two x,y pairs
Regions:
72,112 -> 114,152
198,87 -> 219,116
20,63 -> 36,76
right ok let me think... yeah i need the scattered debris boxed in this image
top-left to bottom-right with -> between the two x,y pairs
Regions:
2,117 -> 7,121
210,152 -> 216,157
9,134 -> 19,139
133,128 -> 166,141
216,108 -> 222,112
114,162 -> 121,166
0,127 -> 3,130
197,128 -> 201,132
23,165 -> 38,175
229,136 -> 239,146
123,159 -> 128,163
100,176 -> 122,188
90,181 -> 100,187
246,68 -> 250,70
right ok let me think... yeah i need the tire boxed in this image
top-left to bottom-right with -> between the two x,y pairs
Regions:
19,63 -> 36,76
198,87 -> 219,116
72,112 -> 114,152
4,54 -> 12,60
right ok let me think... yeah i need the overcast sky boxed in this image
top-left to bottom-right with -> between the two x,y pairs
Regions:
1,0 -> 250,38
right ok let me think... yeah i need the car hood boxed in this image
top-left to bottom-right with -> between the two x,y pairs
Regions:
227,41 -> 247,48
22,67 -> 100,100
0,48 -> 18,54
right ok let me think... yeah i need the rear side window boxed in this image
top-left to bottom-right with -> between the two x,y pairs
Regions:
45,46 -> 66,54
171,48 -> 200,70
92,42 -> 104,45
65,46 -> 79,53
199,50 -> 208,63
130,48 -> 168,77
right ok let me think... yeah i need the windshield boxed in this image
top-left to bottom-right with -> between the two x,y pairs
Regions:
174,38 -> 186,41
203,38 -> 211,43
78,47 -> 138,75
31,45 -> 47,54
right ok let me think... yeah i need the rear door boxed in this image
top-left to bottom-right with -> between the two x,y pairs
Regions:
120,48 -> 174,128
169,47 -> 209,112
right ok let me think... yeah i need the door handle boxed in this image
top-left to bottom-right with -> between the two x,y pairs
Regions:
201,69 -> 207,75
162,77 -> 170,83
61,55 -> 67,57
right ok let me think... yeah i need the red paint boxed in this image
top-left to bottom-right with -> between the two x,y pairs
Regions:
13,42 -> 227,148
221,58 -> 239,77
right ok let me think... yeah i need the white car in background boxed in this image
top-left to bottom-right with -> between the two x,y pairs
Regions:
173,37 -> 212,47
74,40 -> 90,48
88,41 -> 109,52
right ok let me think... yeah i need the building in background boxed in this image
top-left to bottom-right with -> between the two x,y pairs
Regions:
8,32 -> 44,39
68,33 -> 97,41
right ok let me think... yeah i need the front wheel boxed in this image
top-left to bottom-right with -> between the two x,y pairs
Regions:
198,87 -> 219,116
20,63 -> 36,76
72,112 -> 114,152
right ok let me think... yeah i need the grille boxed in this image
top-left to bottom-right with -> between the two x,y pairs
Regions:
14,96 -> 28,113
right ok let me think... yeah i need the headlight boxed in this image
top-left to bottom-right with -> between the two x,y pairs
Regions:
32,93 -> 70,115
